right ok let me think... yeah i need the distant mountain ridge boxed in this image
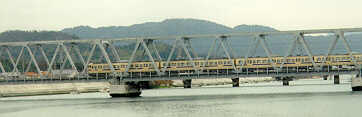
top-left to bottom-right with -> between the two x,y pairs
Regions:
61,18 -> 278,39
2,18 -> 362,57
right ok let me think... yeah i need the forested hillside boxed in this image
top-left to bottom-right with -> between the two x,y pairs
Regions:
0,30 -> 79,42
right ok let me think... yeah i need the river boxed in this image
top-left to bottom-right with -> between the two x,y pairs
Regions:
1,78 -> 362,117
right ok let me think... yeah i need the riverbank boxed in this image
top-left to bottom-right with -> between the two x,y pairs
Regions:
0,82 -> 109,97
1,75 -> 344,97
0,77 -> 276,97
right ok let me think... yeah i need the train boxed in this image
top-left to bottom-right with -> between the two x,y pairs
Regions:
87,54 -> 362,76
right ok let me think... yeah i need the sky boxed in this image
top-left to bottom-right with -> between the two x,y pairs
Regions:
1,0 -> 362,32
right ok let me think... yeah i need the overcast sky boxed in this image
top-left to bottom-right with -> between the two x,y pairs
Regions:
1,0 -> 362,32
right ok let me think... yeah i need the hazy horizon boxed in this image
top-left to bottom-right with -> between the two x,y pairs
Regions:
1,0 -> 362,32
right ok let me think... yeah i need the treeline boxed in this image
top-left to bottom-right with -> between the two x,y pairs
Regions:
0,30 -> 79,42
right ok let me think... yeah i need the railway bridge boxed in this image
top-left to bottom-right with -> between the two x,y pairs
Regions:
1,28 -> 362,97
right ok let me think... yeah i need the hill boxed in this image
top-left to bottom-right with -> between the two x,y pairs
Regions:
61,19 -> 277,39
0,30 -> 79,42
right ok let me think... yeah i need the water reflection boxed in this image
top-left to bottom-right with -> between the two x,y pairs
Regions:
1,81 -> 362,117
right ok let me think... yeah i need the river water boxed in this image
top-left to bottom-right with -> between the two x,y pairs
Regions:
1,78 -> 362,117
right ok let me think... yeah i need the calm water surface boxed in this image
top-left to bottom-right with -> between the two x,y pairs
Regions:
1,78 -> 362,117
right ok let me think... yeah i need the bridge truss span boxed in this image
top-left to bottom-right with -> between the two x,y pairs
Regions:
1,28 -> 362,83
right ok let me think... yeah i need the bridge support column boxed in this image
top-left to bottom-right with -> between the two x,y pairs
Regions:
352,74 -> 362,91
323,75 -> 328,80
231,78 -> 239,87
109,78 -> 142,97
334,75 -> 340,84
138,81 -> 152,89
282,77 -> 292,86
183,79 -> 192,88
282,79 -> 289,86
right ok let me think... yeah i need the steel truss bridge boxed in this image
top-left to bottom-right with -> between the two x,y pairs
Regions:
1,28 -> 362,83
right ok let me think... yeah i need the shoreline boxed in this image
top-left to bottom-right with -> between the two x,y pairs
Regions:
0,75 -> 350,97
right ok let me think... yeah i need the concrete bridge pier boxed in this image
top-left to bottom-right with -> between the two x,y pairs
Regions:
109,78 -> 142,97
334,75 -> 340,84
282,77 -> 293,86
323,75 -> 328,80
183,79 -> 192,88
352,74 -> 362,91
231,78 -> 240,87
